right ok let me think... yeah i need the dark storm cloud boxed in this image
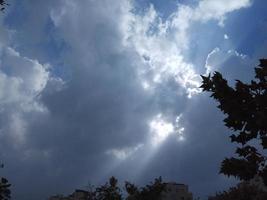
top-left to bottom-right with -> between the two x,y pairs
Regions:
1,1 -> 189,199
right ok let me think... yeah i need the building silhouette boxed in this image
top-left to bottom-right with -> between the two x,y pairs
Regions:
161,183 -> 193,200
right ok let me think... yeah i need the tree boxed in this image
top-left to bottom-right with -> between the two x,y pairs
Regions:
125,177 -> 165,200
48,176 -> 167,200
0,177 -> 11,200
0,0 -> 8,12
125,181 -> 140,200
0,164 -> 10,200
208,182 -> 267,200
95,176 -> 165,200
200,59 -> 267,185
95,177 -> 122,200
0,0 -> 11,196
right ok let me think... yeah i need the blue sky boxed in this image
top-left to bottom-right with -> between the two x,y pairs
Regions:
0,0 -> 267,199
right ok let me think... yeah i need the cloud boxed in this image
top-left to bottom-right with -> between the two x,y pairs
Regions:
205,47 -> 246,72
106,144 -> 143,160
224,34 -> 229,40
0,47 -> 49,98
169,0 -> 251,48
0,46 -> 52,147
194,0 -> 251,26
205,47 -> 254,84
122,4 -> 201,98
149,113 -> 184,146
122,0 -> 251,98
0,0 -> 254,199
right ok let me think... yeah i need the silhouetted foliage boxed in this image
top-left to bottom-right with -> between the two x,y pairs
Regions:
93,177 -> 165,200
208,182 -> 267,200
0,1 -> 11,197
0,177 -> 11,200
125,177 -> 165,200
49,177 -> 167,200
95,177 -> 122,200
0,0 -> 8,12
125,181 -> 140,200
201,59 -> 267,184
0,164 -> 10,200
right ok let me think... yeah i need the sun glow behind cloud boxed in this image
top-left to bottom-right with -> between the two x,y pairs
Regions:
149,114 -> 185,146
149,114 -> 174,145
46,0 -> 252,181
102,0 -> 252,166
97,0 -> 253,185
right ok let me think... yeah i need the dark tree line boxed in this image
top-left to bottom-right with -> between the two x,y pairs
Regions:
88,176 -> 165,200
51,177 -> 166,200
208,182 -> 267,200
95,176 -> 165,200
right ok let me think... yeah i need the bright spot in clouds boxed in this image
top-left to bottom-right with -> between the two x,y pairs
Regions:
141,81 -> 151,90
149,114 -> 185,146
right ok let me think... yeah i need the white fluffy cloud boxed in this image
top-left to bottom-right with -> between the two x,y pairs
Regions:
194,0 -> 251,25
122,4 -> 201,98
0,47 -> 49,102
121,0 -> 251,98
34,0 -> 252,104
0,46 -> 53,146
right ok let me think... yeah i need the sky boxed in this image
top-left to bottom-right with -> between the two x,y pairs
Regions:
0,0 -> 267,199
